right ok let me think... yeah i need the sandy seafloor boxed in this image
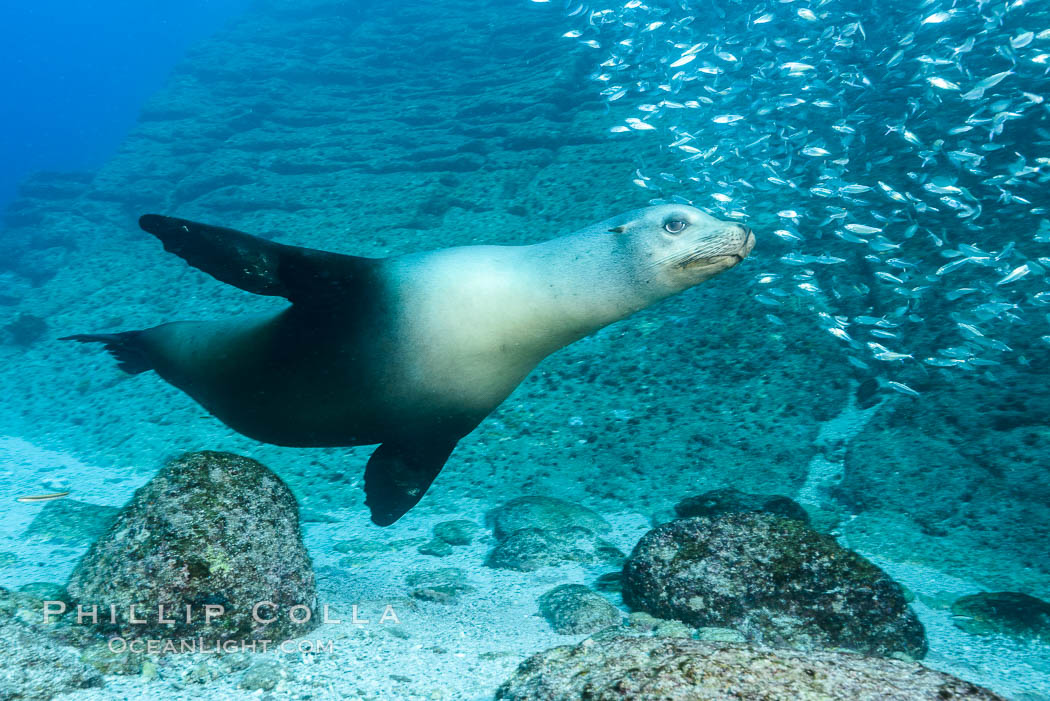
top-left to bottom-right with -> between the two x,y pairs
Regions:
2,435 -> 1048,700
0,0 -> 1048,698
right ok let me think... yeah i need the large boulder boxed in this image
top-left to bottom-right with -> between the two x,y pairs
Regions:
65,451 -> 317,643
496,636 -> 1004,700
622,513 -> 926,658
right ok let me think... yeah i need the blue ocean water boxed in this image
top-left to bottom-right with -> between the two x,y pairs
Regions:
0,0 -> 250,209
0,0 -> 1048,699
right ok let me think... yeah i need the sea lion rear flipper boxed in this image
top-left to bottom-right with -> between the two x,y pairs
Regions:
138,214 -> 377,305
364,439 -> 458,526
59,331 -> 152,374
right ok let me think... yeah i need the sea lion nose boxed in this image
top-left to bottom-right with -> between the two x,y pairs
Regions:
740,226 -> 755,255
726,223 -> 751,243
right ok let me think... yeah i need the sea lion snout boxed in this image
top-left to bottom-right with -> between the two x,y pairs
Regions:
732,225 -> 756,260
685,221 -> 754,265
719,223 -> 755,260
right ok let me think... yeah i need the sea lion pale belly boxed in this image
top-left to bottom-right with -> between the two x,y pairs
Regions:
63,205 -> 755,525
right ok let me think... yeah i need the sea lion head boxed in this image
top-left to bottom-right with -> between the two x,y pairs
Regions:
608,204 -> 755,295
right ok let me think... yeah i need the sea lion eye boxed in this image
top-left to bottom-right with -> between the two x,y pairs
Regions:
664,219 -> 688,234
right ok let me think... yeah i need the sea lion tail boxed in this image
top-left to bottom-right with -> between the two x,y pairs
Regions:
59,331 -> 153,375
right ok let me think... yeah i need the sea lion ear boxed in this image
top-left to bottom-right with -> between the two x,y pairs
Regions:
608,225 -> 627,234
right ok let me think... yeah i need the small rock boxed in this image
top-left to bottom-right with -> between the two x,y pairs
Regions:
406,568 -> 473,603
79,642 -> 145,675
485,527 -> 624,572
433,519 -> 479,546
405,567 -> 467,588
418,538 -> 453,557
627,611 -> 661,632
538,584 -> 620,634
239,660 -> 285,691
951,592 -> 1050,642
24,500 -> 119,545
334,536 -> 425,557
184,661 -> 222,684
411,585 -> 465,604
673,487 -> 809,523
486,496 -> 610,541
696,626 -> 747,643
652,619 -> 692,638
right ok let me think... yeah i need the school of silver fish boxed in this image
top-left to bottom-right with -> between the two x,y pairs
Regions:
541,0 -> 1050,398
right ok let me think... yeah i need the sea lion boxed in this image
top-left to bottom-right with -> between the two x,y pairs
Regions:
63,205 -> 755,525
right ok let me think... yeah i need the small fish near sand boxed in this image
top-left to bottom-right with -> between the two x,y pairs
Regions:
15,491 -> 70,504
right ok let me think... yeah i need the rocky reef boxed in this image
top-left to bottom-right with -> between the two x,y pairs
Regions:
496,635 -> 1004,700
622,513 -> 926,658
65,451 -> 317,642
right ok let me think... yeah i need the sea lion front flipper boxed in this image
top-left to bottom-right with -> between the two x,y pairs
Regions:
138,214 -> 377,305
364,439 -> 458,526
